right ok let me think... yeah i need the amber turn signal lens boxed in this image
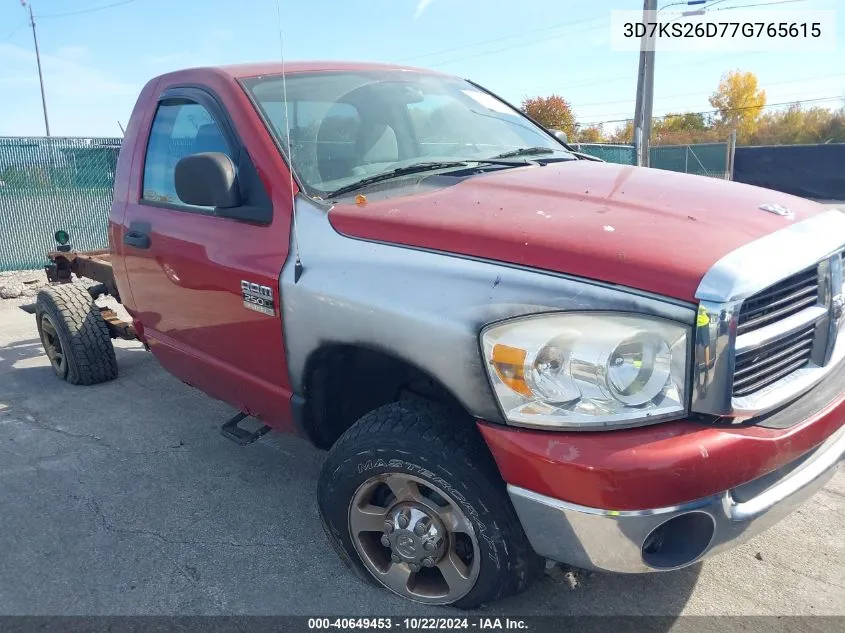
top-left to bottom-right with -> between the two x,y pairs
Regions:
491,343 -> 532,396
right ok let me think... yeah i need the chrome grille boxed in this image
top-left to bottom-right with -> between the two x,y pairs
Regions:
736,266 -> 819,336
733,324 -> 815,397
691,210 -> 845,419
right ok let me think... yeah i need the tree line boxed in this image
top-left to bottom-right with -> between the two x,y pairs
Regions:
521,70 -> 845,146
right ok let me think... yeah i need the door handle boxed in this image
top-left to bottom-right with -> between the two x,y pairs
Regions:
124,230 -> 150,249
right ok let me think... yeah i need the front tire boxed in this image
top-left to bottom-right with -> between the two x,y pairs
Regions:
317,400 -> 543,608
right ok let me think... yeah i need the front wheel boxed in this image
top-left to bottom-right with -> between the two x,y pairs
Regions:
317,401 -> 543,608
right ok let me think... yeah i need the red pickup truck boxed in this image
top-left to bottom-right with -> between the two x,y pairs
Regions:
33,61 -> 845,608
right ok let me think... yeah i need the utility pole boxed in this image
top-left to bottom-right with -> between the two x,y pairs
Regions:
23,1 -> 50,136
633,0 -> 657,167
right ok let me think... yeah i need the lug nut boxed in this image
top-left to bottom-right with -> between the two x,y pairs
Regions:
408,562 -> 421,572
391,553 -> 402,563
397,509 -> 410,529
381,534 -> 391,547
421,556 -> 436,568
383,521 -> 394,534
413,519 -> 430,536
423,536 -> 442,551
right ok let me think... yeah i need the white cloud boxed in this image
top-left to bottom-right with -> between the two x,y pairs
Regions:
414,0 -> 433,19
0,42 -> 140,136
143,52 -> 187,66
55,45 -> 91,63
143,28 -> 234,71
0,43 -> 138,99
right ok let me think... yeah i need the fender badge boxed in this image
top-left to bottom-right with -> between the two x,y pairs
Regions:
759,202 -> 794,219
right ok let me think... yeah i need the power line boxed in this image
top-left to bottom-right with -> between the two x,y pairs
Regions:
580,89 -> 839,123
706,0 -> 809,10
572,71 -> 845,109
521,51 -> 764,95
396,13 -> 608,63
0,20 -> 27,42
658,0 -> 710,12
427,18 -> 610,68
581,94 -> 845,125
38,0 -> 136,19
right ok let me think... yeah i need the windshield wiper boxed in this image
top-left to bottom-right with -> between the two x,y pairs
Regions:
490,146 -> 556,160
327,158 -> 535,198
328,161 -> 471,198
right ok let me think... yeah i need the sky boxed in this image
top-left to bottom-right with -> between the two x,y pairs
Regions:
0,0 -> 843,138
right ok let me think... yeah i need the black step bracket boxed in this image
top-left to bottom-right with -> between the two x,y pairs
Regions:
220,412 -> 271,446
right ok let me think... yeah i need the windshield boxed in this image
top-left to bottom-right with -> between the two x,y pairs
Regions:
241,70 -> 572,197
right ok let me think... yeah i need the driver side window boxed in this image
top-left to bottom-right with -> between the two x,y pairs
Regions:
142,101 -> 232,210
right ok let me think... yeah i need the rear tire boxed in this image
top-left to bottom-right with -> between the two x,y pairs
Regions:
317,400 -> 543,608
35,284 -> 118,385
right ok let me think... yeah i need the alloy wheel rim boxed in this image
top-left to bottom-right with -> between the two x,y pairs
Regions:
39,314 -> 66,376
348,472 -> 480,604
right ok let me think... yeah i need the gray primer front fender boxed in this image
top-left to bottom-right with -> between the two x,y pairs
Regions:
281,196 -> 696,424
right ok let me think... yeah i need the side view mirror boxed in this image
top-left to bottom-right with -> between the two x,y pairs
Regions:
175,152 -> 240,209
549,129 -> 568,144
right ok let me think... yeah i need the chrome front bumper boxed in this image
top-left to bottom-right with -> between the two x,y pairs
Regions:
508,422 -> 845,573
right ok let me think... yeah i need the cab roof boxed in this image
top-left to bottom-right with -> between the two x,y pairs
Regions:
173,61 -> 448,80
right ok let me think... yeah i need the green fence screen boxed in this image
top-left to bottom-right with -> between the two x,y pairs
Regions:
574,141 -> 729,178
650,143 -> 729,178
0,137 -> 121,272
571,143 -> 636,165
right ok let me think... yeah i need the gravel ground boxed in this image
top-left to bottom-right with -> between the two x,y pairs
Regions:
0,268 -> 100,302
0,269 -> 51,300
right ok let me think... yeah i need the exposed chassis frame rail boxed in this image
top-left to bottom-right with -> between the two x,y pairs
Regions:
44,249 -> 138,342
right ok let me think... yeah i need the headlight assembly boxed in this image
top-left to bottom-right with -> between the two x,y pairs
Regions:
481,313 -> 689,429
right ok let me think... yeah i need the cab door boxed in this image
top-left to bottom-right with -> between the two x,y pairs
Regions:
119,86 -> 294,428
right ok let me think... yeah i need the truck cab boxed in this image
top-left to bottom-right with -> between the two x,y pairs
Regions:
35,61 -> 845,608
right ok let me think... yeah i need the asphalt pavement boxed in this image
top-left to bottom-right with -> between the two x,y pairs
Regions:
1,297 -> 843,617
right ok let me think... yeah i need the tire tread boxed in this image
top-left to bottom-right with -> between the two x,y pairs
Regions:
319,400 -> 543,608
36,284 -> 118,385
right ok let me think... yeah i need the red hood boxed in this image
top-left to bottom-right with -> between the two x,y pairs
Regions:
328,161 -> 830,301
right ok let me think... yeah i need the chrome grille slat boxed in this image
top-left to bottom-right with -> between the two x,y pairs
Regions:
733,356 -> 813,397
736,267 -> 819,335
741,272 -> 818,313
740,268 -> 817,306
738,295 -> 818,334
733,324 -> 816,397
742,284 -> 817,316
733,333 -> 816,381
734,350 -> 812,392
734,305 -> 827,354
730,264 -> 822,397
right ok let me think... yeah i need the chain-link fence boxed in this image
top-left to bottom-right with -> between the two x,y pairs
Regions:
0,137 -> 121,272
650,143 -> 730,179
571,143 -> 636,165
573,141 -> 731,179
